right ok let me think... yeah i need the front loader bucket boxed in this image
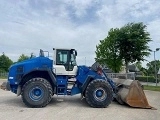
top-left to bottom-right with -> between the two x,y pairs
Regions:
113,79 -> 154,109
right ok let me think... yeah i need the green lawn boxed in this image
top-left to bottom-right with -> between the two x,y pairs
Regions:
144,85 -> 160,91
0,76 -> 7,79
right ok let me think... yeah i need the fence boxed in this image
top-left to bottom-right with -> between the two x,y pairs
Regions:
0,72 -> 136,80
0,72 -> 8,77
106,73 -> 135,80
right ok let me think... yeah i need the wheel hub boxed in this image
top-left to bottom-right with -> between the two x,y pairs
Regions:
93,88 -> 107,101
29,86 -> 44,101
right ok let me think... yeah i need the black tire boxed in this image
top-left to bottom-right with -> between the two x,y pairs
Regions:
21,78 -> 53,108
85,79 -> 113,108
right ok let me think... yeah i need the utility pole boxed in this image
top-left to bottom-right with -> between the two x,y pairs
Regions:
154,51 -> 157,86
152,48 -> 160,86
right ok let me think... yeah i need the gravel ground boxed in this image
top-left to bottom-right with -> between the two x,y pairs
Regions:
0,80 -> 160,120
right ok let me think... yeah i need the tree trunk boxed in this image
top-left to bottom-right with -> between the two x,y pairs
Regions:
125,61 -> 129,73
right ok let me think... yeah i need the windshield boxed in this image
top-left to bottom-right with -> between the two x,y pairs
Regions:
56,50 -> 69,64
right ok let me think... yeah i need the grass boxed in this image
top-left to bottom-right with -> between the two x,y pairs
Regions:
144,85 -> 160,91
0,76 -> 7,79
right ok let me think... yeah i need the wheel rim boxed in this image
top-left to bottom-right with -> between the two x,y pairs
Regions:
93,88 -> 107,102
29,86 -> 44,101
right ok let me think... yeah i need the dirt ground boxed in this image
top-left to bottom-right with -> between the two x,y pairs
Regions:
0,80 -> 160,120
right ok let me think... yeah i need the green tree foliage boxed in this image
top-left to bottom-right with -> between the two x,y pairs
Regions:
0,53 -> 13,72
135,61 -> 142,71
117,22 -> 151,72
140,67 -> 148,76
146,60 -> 160,76
96,22 -> 151,73
132,62 -> 147,76
17,54 -> 29,62
96,28 -> 123,72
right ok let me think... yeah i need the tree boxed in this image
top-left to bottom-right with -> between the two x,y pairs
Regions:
146,60 -> 160,76
95,28 -> 123,73
140,67 -> 148,76
95,22 -> 151,73
0,53 -> 13,72
135,61 -> 142,71
117,22 -> 151,72
17,54 -> 29,62
133,62 -> 147,76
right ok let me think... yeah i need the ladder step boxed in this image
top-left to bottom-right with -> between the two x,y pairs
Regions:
57,93 -> 65,95
67,88 -> 71,91
57,85 -> 67,95
68,81 -> 75,84
67,89 -> 71,95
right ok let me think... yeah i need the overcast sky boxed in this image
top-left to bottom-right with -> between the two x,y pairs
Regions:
0,0 -> 160,67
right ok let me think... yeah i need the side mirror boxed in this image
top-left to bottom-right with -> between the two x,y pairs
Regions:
70,49 -> 77,56
75,50 -> 77,56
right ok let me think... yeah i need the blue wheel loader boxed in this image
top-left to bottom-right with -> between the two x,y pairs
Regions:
2,48 -> 152,108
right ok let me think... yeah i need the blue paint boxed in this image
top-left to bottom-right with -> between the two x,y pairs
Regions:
71,86 -> 81,95
29,86 -> 44,101
93,88 -> 107,102
8,56 -> 52,93
7,53 -> 116,98
96,90 -> 103,97
76,65 -> 104,84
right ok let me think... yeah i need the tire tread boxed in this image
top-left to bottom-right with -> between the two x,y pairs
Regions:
21,78 -> 53,108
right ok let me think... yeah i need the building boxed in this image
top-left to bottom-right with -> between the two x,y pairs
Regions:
103,64 -> 143,76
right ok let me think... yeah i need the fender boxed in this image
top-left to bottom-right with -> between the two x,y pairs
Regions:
81,75 -> 94,93
17,68 -> 56,96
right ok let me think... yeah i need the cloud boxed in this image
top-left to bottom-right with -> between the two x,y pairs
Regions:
0,0 -> 160,67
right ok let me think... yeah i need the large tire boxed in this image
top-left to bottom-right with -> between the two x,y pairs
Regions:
85,79 -> 113,108
22,78 -> 53,108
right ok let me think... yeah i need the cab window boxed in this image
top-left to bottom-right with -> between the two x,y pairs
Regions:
56,50 -> 69,65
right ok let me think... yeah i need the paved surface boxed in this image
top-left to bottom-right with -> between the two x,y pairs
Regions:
0,80 -> 160,120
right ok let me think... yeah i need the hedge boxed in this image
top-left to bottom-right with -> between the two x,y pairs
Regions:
135,76 -> 160,83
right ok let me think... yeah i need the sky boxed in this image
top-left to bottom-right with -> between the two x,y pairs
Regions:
0,0 -> 160,67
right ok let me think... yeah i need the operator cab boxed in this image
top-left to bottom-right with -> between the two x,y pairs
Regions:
53,48 -> 78,76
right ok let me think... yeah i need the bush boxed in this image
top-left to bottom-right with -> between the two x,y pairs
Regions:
143,85 -> 160,91
135,76 -> 159,83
